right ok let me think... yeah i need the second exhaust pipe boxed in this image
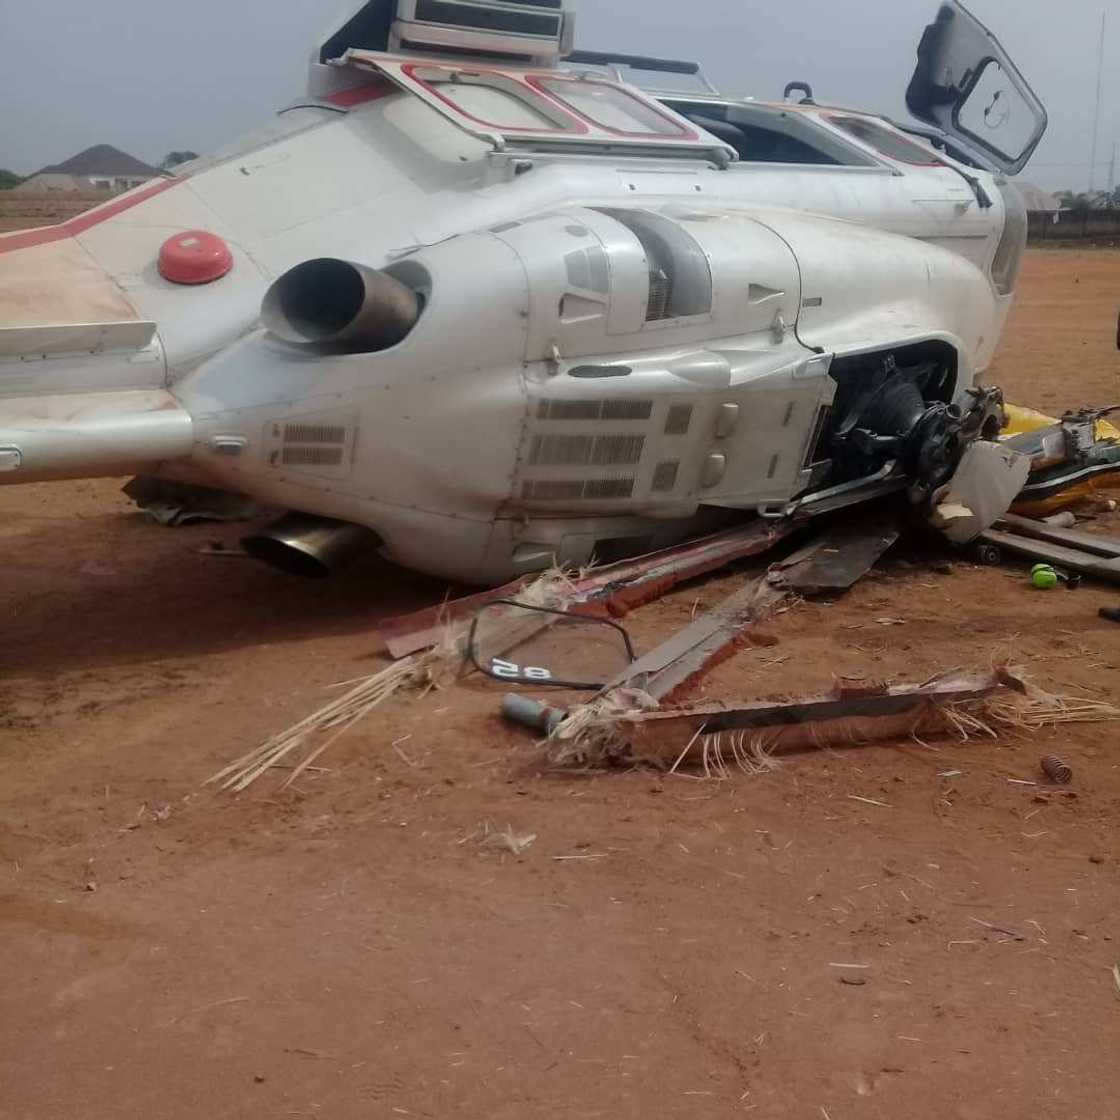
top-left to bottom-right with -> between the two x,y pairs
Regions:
242,513 -> 380,578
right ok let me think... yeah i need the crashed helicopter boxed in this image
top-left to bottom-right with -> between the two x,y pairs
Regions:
0,0 -> 1047,584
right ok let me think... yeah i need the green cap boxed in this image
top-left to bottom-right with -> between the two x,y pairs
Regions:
1032,566 -> 1058,589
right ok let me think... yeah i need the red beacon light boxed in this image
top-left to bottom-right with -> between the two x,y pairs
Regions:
158,230 -> 233,285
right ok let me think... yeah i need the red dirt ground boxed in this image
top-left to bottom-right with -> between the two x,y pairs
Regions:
2,250 -> 1119,1120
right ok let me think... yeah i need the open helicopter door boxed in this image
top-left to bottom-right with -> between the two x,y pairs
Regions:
906,0 -> 1047,175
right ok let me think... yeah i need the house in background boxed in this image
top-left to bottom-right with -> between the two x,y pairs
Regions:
1013,182 -> 1061,214
15,144 -> 160,193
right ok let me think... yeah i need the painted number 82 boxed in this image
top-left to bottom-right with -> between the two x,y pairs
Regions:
490,658 -> 554,681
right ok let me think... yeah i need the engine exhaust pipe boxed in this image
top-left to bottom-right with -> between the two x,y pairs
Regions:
261,258 -> 420,351
242,513 -> 380,578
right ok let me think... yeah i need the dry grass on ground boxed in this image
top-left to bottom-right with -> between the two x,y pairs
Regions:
0,190 -> 111,233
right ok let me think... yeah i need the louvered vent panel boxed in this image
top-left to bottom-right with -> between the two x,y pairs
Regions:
583,477 -> 635,500
538,399 -> 600,421
522,478 -> 635,501
601,400 -> 653,421
281,446 -> 345,467
284,424 -> 346,445
537,399 -> 653,422
646,268 -> 671,321
591,435 -> 644,466
266,412 -> 354,478
530,435 -> 593,466
530,434 -> 645,467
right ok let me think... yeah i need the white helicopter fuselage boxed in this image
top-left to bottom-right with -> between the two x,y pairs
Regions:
0,2 -> 1042,584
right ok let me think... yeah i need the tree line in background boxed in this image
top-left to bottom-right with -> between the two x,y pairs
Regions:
1055,189 -> 1120,212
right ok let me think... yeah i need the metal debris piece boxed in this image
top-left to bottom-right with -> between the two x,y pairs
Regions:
377,519 -> 798,659
469,600 -> 636,690
929,441 -> 1031,544
981,514 -> 1120,586
769,517 -> 900,595
123,476 -> 259,526
1040,755 -> 1073,784
1006,406 -> 1120,509
595,521 -> 900,705
999,512 -> 1120,557
501,695 -> 565,736
503,523 -> 899,750
548,669 -> 1025,771
601,573 -> 789,704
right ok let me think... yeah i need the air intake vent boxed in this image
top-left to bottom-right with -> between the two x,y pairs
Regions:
537,399 -> 653,422
266,412 -> 355,478
592,435 -> 644,465
284,423 -> 346,445
281,446 -> 345,468
597,208 -> 713,323
646,268 -> 671,321
584,477 -> 635,499
601,400 -> 651,421
522,477 -> 635,501
530,434 -> 592,466
529,434 -> 645,467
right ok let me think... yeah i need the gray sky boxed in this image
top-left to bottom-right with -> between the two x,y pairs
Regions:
0,0 -> 1115,191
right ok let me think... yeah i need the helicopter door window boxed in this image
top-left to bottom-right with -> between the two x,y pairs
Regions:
954,60 -> 1039,166
903,0 -> 1047,175
531,76 -> 695,138
403,64 -> 580,133
430,81 -> 558,130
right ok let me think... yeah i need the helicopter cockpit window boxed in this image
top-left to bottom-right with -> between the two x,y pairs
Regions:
662,100 -> 875,167
531,76 -> 693,137
826,115 -> 944,167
